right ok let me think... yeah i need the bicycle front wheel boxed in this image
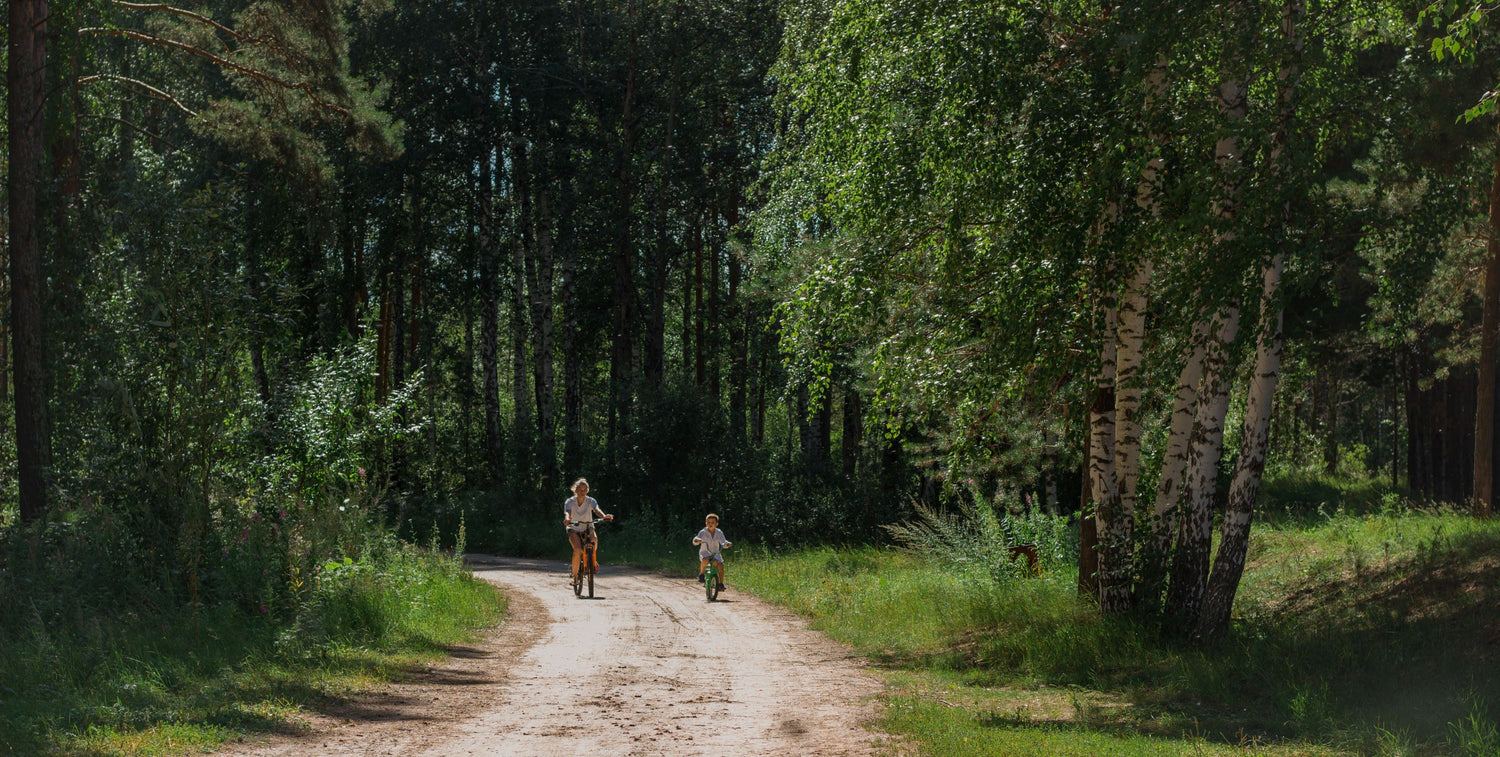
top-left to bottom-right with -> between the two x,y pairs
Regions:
705,569 -> 719,601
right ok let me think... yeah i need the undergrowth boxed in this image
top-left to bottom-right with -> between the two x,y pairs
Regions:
736,493 -> 1500,756
0,534 -> 502,756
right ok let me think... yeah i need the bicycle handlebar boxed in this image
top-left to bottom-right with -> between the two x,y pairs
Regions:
567,519 -> 610,526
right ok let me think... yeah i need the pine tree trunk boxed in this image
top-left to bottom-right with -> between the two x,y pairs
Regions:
609,54 -> 639,449
727,205 -> 747,441
694,220 -> 706,387
559,154 -> 584,476
842,387 -> 862,476
9,0 -> 50,522
478,151 -> 505,476
510,137 -> 533,477
1476,139 -> 1500,517
529,175 -> 559,491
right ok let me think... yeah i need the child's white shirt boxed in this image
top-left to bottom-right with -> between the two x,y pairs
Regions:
695,527 -> 729,558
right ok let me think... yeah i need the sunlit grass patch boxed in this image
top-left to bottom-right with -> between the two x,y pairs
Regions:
735,506 -> 1500,756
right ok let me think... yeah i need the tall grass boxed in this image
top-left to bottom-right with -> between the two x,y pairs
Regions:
736,503 -> 1500,755
0,537 -> 504,755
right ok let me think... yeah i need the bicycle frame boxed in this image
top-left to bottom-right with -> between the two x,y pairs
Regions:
569,519 -> 605,598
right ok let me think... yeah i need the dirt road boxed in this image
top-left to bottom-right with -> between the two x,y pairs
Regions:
224,557 -> 891,756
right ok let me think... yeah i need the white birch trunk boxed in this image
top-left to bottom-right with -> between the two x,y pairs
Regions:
1195,0 -> 1304,641
1143,318 -> 1210,604
1102,262 -> 1151,611
1197,253 -> 1284,640
1084,306 -> 1119,601
1167,306 -> 1239,620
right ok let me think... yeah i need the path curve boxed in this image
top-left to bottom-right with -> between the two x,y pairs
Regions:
222,556 -> 892,756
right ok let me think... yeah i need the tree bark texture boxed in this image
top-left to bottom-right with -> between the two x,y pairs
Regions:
1167,306 -> 1240,621
1144,319 -> 1210,606
1196,0 -> 1304,640
1197,253 -> 1284,641
9,0 -> 51,522
1086,307 -> 1118,605
842,387 -> 862,477
527,172 -> 559,491
1104,260 -> 1152,612
478,151 -> 505,476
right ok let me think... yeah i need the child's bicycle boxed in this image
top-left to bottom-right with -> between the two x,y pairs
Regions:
569,519 -> 607,598
703,546 -> 727,602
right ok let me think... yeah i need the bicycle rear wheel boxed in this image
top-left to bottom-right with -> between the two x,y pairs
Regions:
586,547 -> 595,598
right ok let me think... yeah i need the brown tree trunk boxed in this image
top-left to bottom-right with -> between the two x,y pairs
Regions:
9,0 -> 51,522
510,137 -> 533,476
528,171 -> 559,491
478,150 -> 504,476
694,220 -> 706,387
727,204 -> 747,442
842,387 -> 862,476
609,48 -> 640,449
1476,138 -> 1500,517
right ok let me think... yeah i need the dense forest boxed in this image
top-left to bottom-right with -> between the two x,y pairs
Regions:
4,0 -> 1500,673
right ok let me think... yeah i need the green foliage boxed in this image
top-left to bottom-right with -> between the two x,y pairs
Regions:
739,506 -> 1500,752
0,540 -> 501,754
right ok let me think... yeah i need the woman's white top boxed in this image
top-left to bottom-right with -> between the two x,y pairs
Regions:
564,496 -> 603,532
695,527 -> 729,558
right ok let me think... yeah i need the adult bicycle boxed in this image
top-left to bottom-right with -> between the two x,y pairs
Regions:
568,519 -> 607,598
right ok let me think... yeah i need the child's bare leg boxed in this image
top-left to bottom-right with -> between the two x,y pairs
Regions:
716,560 -> 727,586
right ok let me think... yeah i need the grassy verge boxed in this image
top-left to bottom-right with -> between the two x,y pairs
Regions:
735,504 -> 1500,756
0,542 -> 505,756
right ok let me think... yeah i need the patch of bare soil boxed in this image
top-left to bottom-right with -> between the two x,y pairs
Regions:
220,556 -> 896,756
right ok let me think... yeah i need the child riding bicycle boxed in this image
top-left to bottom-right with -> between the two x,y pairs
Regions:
693,513 -> 731,590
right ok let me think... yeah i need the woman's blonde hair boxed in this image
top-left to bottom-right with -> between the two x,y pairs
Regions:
571,478 -> 589,492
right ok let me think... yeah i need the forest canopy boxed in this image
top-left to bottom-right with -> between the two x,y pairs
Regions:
3,0 -> 1500,648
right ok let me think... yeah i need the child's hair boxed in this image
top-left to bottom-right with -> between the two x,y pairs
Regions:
705,513 -> 719,523
572,478 -> 589,491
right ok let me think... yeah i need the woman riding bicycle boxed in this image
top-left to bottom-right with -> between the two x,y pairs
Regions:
564,478 -> 612,583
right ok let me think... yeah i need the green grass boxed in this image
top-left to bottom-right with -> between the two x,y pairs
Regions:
0,544 -> 505,756
734,497 -> 1500,756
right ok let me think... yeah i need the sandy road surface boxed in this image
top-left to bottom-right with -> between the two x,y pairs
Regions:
223,556 -> 891,756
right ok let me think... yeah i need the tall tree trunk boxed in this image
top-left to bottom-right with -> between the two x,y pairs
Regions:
527,169 -> 559,491
510,136 -> 533,478
842,387 -> 862,476
1140,319 -> 1209,610
557,146 -> 584,477
727,205 -> 747,442
750,319 -> 766,445
1167,306 -> 1241,620
609,47 -> 640,449
709,220 -> 723,400
1103,261 -> 1151,612
1197,254 -> 1285,641
1078,463 -> 1099,599
1476,138 -> 1500,517
9,0 -> 51,522
694,219 -> 706,387
478,150 -> 505,477
1086,307 -> 1119,604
